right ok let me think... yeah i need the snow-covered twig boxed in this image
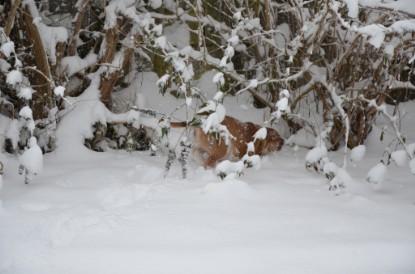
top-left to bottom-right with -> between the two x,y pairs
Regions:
179,139 -> 192,179
163,149 -> 177,178
130,106 -> 159,117
361,96 -> 413,160
328,85 -> 350,168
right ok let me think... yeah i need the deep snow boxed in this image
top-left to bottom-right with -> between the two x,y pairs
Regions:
1,140 -> 415,274
1,93 -> 415,273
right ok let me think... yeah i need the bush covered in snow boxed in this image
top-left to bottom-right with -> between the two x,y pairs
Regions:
0,0 -> 414,185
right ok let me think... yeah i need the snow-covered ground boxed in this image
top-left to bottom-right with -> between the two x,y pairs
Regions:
1,93 -> 415,274
1,138 -> 415,274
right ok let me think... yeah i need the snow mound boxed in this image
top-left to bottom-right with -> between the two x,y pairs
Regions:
202,179 -> 256,201
126,165 -> 164,184
98,183 -> 152,210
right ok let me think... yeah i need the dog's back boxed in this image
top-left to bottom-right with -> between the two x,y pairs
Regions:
172,116 -> 283,167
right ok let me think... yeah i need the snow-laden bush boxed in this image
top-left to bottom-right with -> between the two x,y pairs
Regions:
305,146 -> 329,173
18,137 -> 43,184
215,132 -> 262,180
1,0 -> 414,187
216,160 -> 245,180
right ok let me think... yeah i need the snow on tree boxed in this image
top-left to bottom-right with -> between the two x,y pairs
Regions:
214,126 -> 265,179
0,41 -> 15,58
215,160 -> 245,180
5,70 -> 22,86
351,145 -> 366,162
19,106 -> 35,136
18,87 -> 33,101
53,86 -> 65,98
367,162 -> 388,190
305,145 -> 329,173
391,150 -> 408,167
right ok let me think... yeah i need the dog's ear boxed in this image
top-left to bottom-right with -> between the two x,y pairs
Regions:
264,129 -> 283,152
253,139 -> 266,155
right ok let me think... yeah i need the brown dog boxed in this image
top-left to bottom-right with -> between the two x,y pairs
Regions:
171,116 -> 283,167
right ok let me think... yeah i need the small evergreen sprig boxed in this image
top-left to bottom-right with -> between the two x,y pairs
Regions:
164,149 -> 177,177
179,139 -> 192,178
130,106 -> 158,117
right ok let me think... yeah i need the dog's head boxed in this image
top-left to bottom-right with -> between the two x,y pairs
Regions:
264,128 -> 283,153
252,128 -> 283,155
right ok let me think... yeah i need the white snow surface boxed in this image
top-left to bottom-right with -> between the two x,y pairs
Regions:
1,137 -> 414,273
1,96 -> 415,273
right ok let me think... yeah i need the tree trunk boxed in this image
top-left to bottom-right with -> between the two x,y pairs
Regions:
22,5 -> 52,120
99,26 -> 140,108
99,20 -> 121,107
68,0 -> 90,56
4,0 -> 21,36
